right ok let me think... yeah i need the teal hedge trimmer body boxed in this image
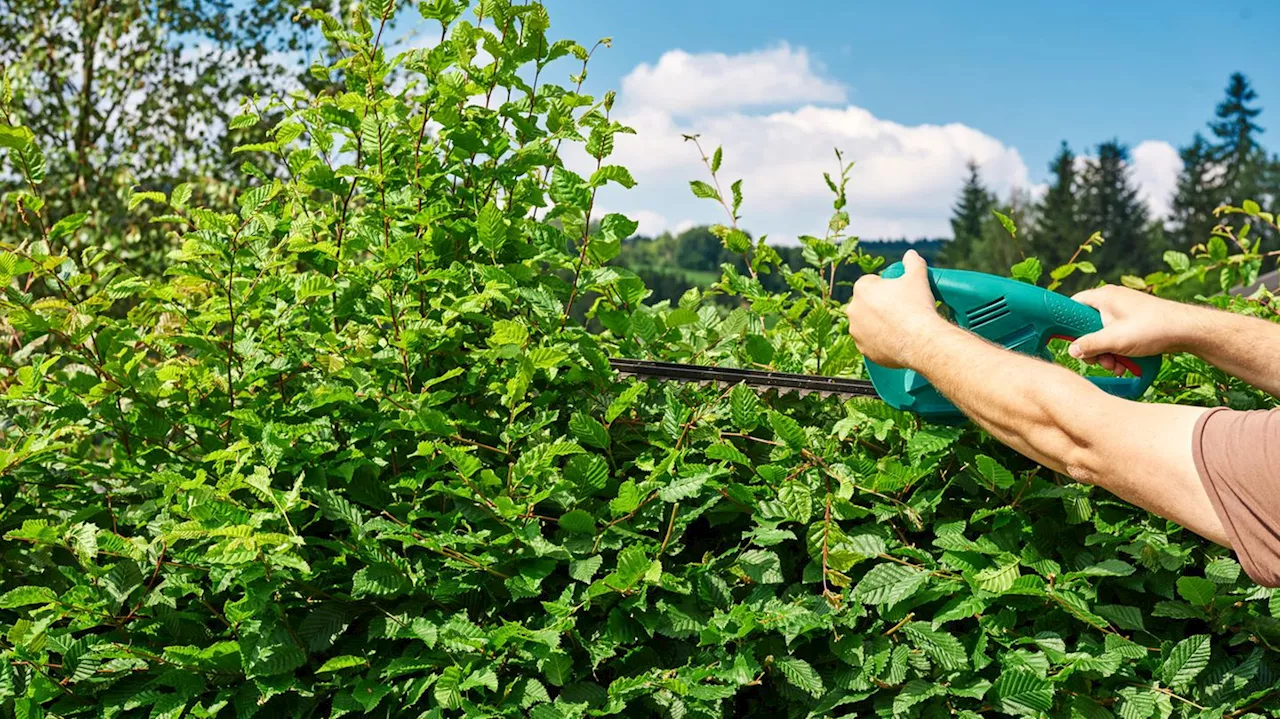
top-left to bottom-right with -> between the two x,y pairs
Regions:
611,262 -> 1162,423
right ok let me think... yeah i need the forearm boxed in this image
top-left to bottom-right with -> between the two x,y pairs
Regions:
1175,305 -> 1280,397
904,322 -> 1110,476
903,321 -> 1228,546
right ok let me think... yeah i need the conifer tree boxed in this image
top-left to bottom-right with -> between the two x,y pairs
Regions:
942,159 -> 996,268
1032,141 -> 1082,270
1078,140 -> 1151,279
1170,133 -> 1221,248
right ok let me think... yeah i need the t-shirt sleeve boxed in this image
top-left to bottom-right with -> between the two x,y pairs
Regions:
1191,406 -> 1280,588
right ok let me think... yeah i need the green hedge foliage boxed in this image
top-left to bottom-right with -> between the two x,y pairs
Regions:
2,1 -> 1280,717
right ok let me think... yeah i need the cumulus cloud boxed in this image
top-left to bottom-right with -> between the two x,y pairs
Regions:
620,43 -> 846,116
571,45 -> 1184,243
1129,140 -> 1182,219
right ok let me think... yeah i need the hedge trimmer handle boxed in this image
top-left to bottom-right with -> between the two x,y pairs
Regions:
863,262 -> 1163,422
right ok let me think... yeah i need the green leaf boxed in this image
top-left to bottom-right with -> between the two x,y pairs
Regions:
1163,250 -> 1190,272
570,556 -> 602,583
170,183 -> 192,210
0,586 -> 57,608
606,383 -> 647,423
1160,635 -> 1210,690
477,202 -> 507,252
569,413 -> 609,449
972,557 -> 1020,593
0,125 -> 35,150
739,549 -> 783,584
48,213 -> 88,242
778,482 -> 813,525
711,146 -> 723,174
558,509 -> 595,535
992,209 -> 1017,238
689,180 -> 720,201
1011,257 -> 1041,284
1176,576 -> 1216,606
1205,558 -> 1241,585
317,655 -> 367,673
660,471 -> 709,502
902,622 -> 968,671
993,670 -> 1054,715
352,563 -> 409,598
435,665 -> 464,709
775,657 -> 823,697
565,454 -> 609,493
974,454 -> 1015,490
730,383 -> 760,430
853,563 -> 928,605
767,410 -> 807,449
1070,559 -> 1135,578
590,166 -> 636,189
128,190 -> 166,211
542,652 -> 573,687
1208,235 -> 1228,261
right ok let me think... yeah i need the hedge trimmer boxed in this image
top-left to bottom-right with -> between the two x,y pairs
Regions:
611,262 -> 1163,423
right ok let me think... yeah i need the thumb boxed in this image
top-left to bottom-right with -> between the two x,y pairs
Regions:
1071,288 -> 1103,308
902,249 -> 928,277
1068,328 -> 1118,360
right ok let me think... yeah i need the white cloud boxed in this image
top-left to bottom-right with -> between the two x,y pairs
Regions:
581,45 -> 1184,243
1130,140 -> 1181,219
620,43 -> 846,116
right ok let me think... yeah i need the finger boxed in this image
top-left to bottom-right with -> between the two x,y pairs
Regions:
1098,354 -> 1117,374
1068,329 -> 1117,360
902,249 -> 928,277
1071,288 -> 1104,309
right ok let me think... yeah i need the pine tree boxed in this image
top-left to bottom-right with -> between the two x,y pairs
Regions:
1078,140 -> 1152,280
1169,133 -> 1220,248
1210,73 -> 1274,242
1032,141 -> 1082,270
943,160 -> 996,268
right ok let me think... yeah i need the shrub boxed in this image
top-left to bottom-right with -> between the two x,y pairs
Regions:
2,1 -> 1280,717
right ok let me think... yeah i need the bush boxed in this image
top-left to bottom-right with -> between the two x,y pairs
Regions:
2,1 -> 1280,717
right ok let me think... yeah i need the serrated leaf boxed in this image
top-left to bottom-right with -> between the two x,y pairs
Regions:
478,202 -> 506,252
0,586 -> 57,608
689,180 -> 719,201
565,454 -> 609,492
774,657 -> 823,697
1176,576 -> 1216,606
1161,635 -> 1210,690
558,509 -> 595,535
739,549 -> 783,584
570,556 -> 602,583
767,410 -> 807,449
730,383 -> 760,430
974,454 -> 1015,490
606,383 -> 646,423
853,563 -> 928,605
569,413 -> 609,449
778,482 -> 813,525
993,670 -> 1054,715
902,622 -> 968,671
317,655 -> 367,673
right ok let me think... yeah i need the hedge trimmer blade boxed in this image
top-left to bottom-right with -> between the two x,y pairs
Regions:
609,358 -> 881,400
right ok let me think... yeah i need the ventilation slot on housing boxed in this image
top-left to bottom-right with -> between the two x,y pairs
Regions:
965,297 -> 1009,329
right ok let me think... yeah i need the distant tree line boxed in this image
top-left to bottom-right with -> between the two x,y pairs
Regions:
608,226 -> 944,308
942,72 -> 1278,291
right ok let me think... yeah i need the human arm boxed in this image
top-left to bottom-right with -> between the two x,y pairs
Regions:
1069,284 -> 1280,397
845,251 -> 1229,547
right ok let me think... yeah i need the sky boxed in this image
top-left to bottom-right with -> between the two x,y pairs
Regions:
390,1 -> 1280,243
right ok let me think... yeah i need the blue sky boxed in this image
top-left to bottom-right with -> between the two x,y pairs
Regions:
542,0 -> 1280,177
387,1 -> 1280,242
